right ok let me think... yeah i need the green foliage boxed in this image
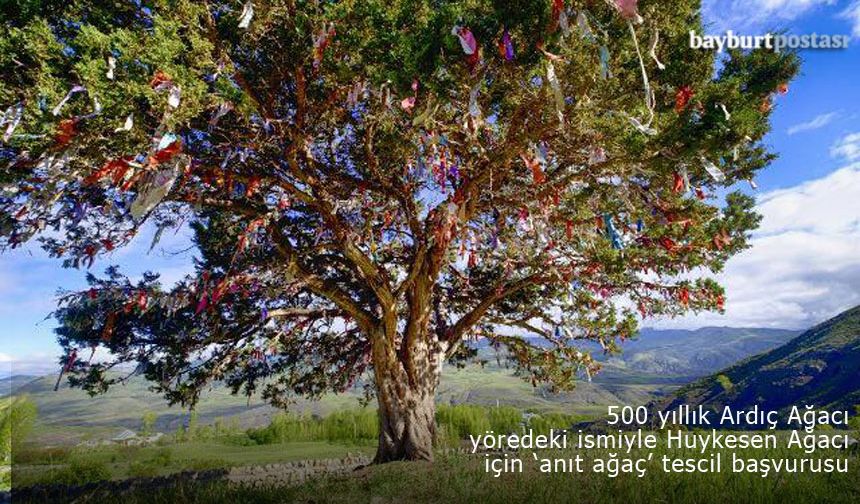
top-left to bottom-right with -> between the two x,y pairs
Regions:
715,374 -> 733,392
0,396 -> 38,463
188,411 -> 199,439
248,408 -> 378,445
48,458 -> 111,486
436,404 -> 521,441
0,399 -> 8,464
435,405 -> 491,441
527,412 -> 583,434
140,411 -> 158,436
174,411 -> 201,442
127,447 -> 173,478
180,456 -> 230,472
10,445 -> 71,465
850,406 -> 860,432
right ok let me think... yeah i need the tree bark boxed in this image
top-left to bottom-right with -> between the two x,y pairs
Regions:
371,333 -> 444,463
374,382 -> 437,462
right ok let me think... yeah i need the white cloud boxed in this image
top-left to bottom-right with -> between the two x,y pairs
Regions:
841,1 -> 860,37
703,0 -> 836,34
787,112 -> 837,135
830,132 -> 860,161
0,353 -> 12,362
654,164 -> 860,330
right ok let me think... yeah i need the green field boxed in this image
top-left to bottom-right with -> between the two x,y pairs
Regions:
0,397 -> 9,490
11,440 -> 375,488
11,404 -> 587,489
15,433 -> 858,504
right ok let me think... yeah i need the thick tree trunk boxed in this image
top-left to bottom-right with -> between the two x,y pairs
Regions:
374,384 -> 437,462
372,337 -> 445,463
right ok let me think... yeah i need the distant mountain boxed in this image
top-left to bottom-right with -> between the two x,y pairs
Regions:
598,327 -> 799,378
0,375 -> 38,397
656,305 -> 860,420
472,327 -> 798,381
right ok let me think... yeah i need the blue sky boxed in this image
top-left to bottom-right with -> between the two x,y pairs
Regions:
2,0 -> 860,373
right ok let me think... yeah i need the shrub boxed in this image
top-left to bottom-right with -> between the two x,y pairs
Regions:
0,396 -> 37,463
246,405 -> 576,446
11,446 -> 71,465
127,460 -> 160,478
221,433 -> 257,446
247,409 -> 379,445
528,413 -> 580,434
247,412 -> 319,444
715,374 -> 734,392
435,405 -> 522,440
436,405 -> 491,440
321,409 -> 378,443
50,459 -> 111,486
488,407 -> 522,434
126,447 -> 173,478
849,406 -> 860,432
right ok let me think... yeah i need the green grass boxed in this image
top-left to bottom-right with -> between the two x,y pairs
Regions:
28,438 -> 858,504
0,397 -> 9,490
12,440 -> 375,487
11,404 -> 586,488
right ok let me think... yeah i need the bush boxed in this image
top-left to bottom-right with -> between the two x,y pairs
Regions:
11,446 -> 71,465
1,396 -> 38,463
247,409 -> 379,445
528,413 -> 580,434
436,405 -> 491,441
50,459 -> 111,486
221,433 -> 257,446
436,405 -> 522,441
715,374 -> 734,392
488,407 -> 522,434
127,460 -> 160,478
247,413 -> 320,445
849,406 -> 860,432
321,409 -> 378,443
127,448 -> 175,478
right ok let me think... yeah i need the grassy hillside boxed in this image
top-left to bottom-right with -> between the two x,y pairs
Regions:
660,305 -> 860,418
0,396 -> 9,490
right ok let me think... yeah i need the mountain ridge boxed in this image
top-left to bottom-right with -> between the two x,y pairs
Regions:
655,305 -> 860,421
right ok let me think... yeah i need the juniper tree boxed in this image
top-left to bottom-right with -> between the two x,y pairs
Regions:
0,0 -> 797,462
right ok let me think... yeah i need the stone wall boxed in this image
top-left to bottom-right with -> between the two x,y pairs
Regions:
9,455 -> 371,503
225,453 -> 371,488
